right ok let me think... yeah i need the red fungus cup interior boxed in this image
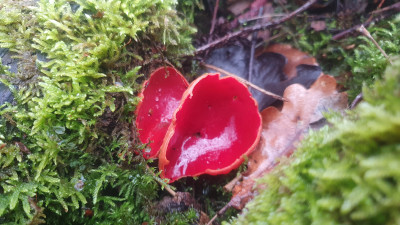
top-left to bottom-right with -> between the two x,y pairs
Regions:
159,74 -> 262,182
135,67 -> 188,159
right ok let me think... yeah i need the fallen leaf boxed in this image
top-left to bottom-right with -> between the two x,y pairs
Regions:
263,44 -> 318,79
204,42 -> 321,110
228,0 -> 268,29
227,1 -> 251,16
252,64 -> 321,110
226,74 -> 348,209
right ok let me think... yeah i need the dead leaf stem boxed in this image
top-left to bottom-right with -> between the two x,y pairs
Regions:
206,203 -> 231,225
146,165 -> 176,197
350,93 -> 363,109
357,25 -> 392,65
209,0 -> 220,37
248,7 -> 264,83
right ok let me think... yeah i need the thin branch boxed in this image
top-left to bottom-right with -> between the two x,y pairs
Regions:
357,25 -> 392,65
377,0 -> 386,9
146,165 -> 176,197
224,174 -> 242,192
209,0 -> 220,37
249,7 -> 264,82
195,0 -> 317,55
332,2 -> 400,40
350,93 -> 363,109
375,0 -> 394,14
238,13 -> 286,24
202,63 -> 286,102
206,203 -> 232,225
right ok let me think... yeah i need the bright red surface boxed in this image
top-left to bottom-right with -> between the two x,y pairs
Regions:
159,74 -> 261,182
135,67 -> 188,159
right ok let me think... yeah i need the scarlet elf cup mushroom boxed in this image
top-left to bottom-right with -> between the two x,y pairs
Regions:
135,67 -> 189,159
159,74 -> 262,183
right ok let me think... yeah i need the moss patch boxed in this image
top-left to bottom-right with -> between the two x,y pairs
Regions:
0,0 -> 195,224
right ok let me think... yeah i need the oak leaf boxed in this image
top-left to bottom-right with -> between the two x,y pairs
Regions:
226,74 -> 348,209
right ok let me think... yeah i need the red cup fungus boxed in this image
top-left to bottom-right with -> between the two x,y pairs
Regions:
159,74 -> 262,182
135,67 -> 189,159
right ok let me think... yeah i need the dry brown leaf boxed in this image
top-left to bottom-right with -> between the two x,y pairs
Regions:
226,74 -> 348,209
227,1 -> 252,16
228,0 -> 269,29
263,44 -> 318,79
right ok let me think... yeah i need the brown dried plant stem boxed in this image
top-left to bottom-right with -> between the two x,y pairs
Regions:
357,25 -> 392,65
332,2 -> 400,40
206,203 -> 231,225
202,63 -> 286,101
195,0 -> 318,55
249,7 -> 264,82
209,0 -> 220,37
146,165 -> 176,197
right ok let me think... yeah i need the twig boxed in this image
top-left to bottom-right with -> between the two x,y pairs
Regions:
202,63 -> 286,101
195,0 -> 317,55
249,7 -> 264,82
377,0 -> 386,11
206,203 -> 232,225
277,0 -> 290,14
332,2 -> 400,40
238,13 -> 286,24
224,174 -> 242,192
350,93 -> 363,109
357,25 -> 392,65
255,31 -> 288,48
146,165 -> 176,197
209,0 -> 220,37
373,1 -> 400,14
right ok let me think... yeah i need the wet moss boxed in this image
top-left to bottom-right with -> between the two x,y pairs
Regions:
0,0 -> 195,223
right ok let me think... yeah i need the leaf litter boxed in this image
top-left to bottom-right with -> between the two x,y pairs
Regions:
138,39 -> 348,216
226,74 -> 348,209
203,42 -> 322,110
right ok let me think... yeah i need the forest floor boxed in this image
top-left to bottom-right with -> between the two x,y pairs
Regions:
1,0 -> 400,224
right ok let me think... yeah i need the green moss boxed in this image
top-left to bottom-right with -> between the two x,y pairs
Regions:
0,0 -> 195,224
162,207 -> 199,225
342,18 -> 400,99
229,58 -> 400,224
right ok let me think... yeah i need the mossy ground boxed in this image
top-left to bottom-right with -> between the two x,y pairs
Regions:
0,0 -> 196,224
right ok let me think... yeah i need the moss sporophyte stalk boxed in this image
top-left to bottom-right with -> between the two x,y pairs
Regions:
0,0 -> 195,224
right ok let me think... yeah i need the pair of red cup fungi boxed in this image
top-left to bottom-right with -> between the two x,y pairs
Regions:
135,67 -> 261,182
